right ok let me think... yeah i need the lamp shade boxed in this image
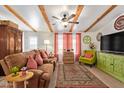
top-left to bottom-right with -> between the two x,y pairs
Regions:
44,40 -> 50,44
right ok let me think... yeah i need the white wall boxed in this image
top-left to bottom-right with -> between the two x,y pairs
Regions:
23,31 -> 54,52
81,16 -> 124,53
81,32 -> 99,51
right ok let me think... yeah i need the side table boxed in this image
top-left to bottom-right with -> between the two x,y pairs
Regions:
5,71 -> 34,88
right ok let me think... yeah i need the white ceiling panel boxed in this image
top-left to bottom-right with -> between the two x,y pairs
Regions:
88,5 -> 124,32
0,5 -> 123,33
73,5 -> 110,32
10,5 -> 50,32
0,5 -> 32,31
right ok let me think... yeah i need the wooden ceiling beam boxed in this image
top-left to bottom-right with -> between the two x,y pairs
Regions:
84,5 -> 117,32
69,5 -> 84,32
38,5 -> 54,32
4,5 -> 37,32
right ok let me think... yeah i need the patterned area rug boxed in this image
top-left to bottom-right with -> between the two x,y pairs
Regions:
56,64 -> 108,88
0,76 -> 7,88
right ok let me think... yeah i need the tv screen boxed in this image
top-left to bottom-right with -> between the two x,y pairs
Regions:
101,31 -> 124,53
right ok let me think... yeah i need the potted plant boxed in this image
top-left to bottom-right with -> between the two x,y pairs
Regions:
10,66 -> 20,76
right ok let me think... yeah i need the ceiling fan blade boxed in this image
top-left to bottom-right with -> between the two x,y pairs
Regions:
68,14 -> 76,20
68,21 -> 79,24
52,16 -> 60,20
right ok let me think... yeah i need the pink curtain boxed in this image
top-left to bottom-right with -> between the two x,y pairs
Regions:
63,33 -> 72,50
76,33 -> 81,61
55,33 -> 81,61
67,33 -> 72,49
54,33 -> 58,59
63,33 -> 67,50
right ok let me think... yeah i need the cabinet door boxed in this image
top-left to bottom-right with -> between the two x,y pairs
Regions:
98,53 -> 106,70
7,30 -> 15,54
15,31 -> 22,53
113,56 -> 124,77
105,54 -> 114,73
122,61 -> 124,77
0,26 -> 7,59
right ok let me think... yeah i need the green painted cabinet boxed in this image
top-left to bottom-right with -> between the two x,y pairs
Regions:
113,55 -> 124,78
105,54 -> 114,73
97,53 -> 106,71
97,52 -> 124,83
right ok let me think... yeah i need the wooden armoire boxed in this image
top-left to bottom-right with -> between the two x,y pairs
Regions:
0,21 -> 23,76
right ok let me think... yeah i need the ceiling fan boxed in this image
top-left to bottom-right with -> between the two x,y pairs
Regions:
52,13 -> 79,27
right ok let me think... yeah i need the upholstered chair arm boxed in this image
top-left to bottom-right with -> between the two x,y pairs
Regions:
0,60 -> 10,75
43,59 -> 53,64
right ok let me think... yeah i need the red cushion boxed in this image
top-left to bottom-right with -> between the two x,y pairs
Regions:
27,56 -> 37,69
41,50 -> 48,58
35,53 -> 43,66
84,53 -> 93,58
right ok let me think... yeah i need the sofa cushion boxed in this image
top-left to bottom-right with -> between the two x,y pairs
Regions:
27,69 -> 44,76
23,51 -> 36,59
27,56 -> 37,69
41,73 -> 50,80
35,53 -> 43,66
38,64 -> 53,75
4,53 -> 27,69
27,69 -> 44,88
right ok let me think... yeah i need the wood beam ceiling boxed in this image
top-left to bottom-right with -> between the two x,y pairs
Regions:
38,5 -> 54,32
69,5 -> 84,32
4,5 -> 37,32
84,5 -> 117,32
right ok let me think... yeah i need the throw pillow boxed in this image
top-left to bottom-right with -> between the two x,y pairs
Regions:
27,56 -> 37,69
45,51 -> 49,56
84,53 -> 93,58
35,53 -> 43,66
41,50 -> 48,58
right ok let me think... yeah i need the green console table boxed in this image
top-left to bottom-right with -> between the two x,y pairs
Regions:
97,52 -> 124,83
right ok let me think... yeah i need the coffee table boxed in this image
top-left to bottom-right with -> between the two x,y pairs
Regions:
5,71 -> 34,88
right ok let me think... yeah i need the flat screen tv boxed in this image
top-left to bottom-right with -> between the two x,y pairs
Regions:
101,31 -> 124,53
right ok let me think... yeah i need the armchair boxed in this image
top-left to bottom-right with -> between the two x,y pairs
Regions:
79,50 -> 96,66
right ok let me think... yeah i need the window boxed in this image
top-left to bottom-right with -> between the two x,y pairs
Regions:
29,37 -> 37,50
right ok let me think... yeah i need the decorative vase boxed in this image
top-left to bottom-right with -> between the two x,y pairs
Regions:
21,71 -> 26,77
20,67 -> 27,77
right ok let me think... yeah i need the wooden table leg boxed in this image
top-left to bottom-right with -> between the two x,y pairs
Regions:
5,81 -> 8,88
13,81 -> 16,88
24,80 -> 28,88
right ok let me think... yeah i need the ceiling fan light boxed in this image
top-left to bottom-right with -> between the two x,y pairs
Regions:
62,22 -> 68,26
